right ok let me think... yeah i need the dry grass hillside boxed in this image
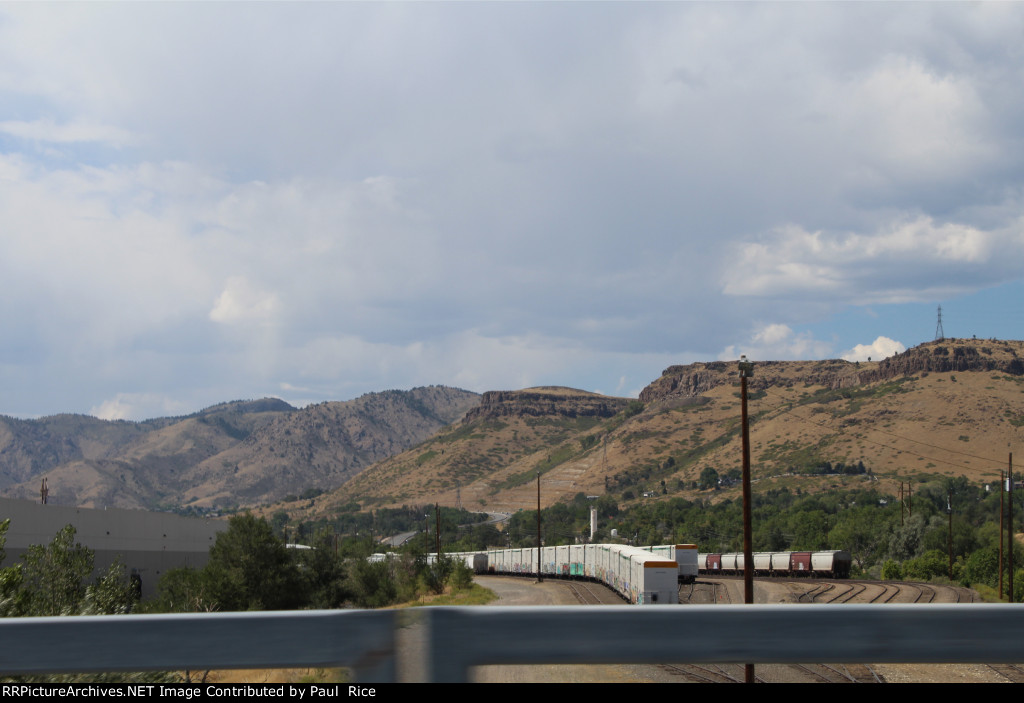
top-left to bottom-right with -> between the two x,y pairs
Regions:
313,386 -> 630,515
304,339 -> 1023,520
0,388 -> 479,510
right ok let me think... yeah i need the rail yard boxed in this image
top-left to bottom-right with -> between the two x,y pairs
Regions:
466,571 -> 1011,684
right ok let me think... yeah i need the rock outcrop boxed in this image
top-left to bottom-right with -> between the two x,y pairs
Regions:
639,339 -> 1024,404
462,387 -> 629,424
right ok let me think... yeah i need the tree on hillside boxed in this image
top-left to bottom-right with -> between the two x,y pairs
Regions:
698,467 -> 719,490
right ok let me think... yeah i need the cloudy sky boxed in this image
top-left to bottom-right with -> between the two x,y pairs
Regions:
2,3 -> 1023,420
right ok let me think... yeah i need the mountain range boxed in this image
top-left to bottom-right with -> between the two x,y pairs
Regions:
3,338 -> 1021,516
303,337 -> 1024,519
0,387 -> 479,510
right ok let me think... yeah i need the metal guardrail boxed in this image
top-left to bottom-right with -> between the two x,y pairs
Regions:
0,610 -> 396,682
426,604 -> 1024,681
1,604 -> 1023,683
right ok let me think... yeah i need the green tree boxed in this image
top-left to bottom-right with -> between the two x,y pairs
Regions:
902,549 -> 948,581
203,513 -> 305,611
828,506 -> 894,570
143,567 -> 217,614
0,521 -> 172,682
297,533 -> 349,609
698,467 -> 719,490
887,514 -> 927,561
347,559 -> 397,608
0,519 -> 23,616
18,525 -> 94,616
881,559 -> 902,580
961,546 -> 999,588
450,559 -> 473,591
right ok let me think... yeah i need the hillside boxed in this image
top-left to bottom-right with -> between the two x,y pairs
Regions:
6,339 -> 1021,517
0,386 -> 479,510
304,339 -> 1023,519
315,386 -> 632,514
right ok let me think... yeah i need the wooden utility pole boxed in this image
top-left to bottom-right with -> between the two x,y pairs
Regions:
1000,470 -> 1005,599
947,488 -> 953,580
1010,454 -> 1015,602
738,355 -> 755,685
435,502 -> 441,556
537,472 -> 542,583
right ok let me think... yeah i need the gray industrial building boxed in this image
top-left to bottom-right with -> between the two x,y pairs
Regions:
0,498 -> 227,600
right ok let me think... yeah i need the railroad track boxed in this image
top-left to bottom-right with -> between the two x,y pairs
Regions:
658,662 -> 883,684
880,582 -> 902,602
799,583 -> 833,602
790,664 -> 862,683
823,582 -> 865,603
708,580 -> 732,604
846,664 -> 885,683
868,581 -> 901,605
659,663 -> 764,683
679,581 -> 696,603
914,583 -> 936,603
564,580 -> 610,605
988,664 -> 1024,683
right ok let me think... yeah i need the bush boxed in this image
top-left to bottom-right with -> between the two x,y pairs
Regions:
347,559 -> 397,609
902,550 -> 948,581
421,555 -> 454,595
961,546 -> 999,588
881,559 -> 902,580
450,559 -> 473,591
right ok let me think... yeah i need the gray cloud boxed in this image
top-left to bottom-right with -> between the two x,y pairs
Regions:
1,3 -> 1023,418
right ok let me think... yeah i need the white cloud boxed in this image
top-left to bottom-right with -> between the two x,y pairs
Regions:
90,393 -> 192,421
841,336 -> 906,363
209,277 -> 282,326
818,54 -> 993,182
720,324 -> 834,362
723,215 -> 1024,303
0,119 -> 137,147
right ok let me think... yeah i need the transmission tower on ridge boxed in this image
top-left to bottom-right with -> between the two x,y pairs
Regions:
454,480 -> 462,511
935,305 -> 945,341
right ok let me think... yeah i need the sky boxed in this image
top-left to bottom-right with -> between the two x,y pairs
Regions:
2,3 -> 1023,421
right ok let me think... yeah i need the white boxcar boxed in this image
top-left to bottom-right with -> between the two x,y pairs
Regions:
464,544 -> 677,605
811,550 -> 852,578
648,544 -> 698,583
720,553 -> 743,574
622,546 -> 679,605
555,545 -> 571,577
675,544 -> 698,583
568,544 -> 586,577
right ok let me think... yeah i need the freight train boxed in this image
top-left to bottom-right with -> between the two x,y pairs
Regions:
443,544 -> 680,605
698,550 -> 852,578
400,545 -> 850,605
640,543 -> 699,584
